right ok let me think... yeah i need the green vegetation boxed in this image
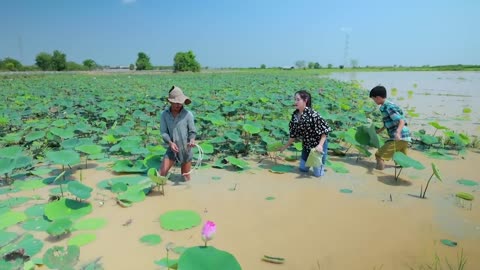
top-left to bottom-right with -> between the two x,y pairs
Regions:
173,50 -> 201,72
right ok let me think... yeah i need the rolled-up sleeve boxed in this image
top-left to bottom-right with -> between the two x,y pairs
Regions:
160,111 -> 171,144
187,111 -> 196,141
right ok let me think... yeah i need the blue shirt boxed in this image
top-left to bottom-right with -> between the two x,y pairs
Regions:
379,100 -> 411,142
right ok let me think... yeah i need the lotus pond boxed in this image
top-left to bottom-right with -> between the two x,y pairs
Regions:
0,71 -> 479,269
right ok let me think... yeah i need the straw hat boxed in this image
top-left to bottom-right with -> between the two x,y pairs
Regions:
168,86 -> 191,105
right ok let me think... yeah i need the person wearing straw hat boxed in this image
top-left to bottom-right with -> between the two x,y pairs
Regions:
160,86 -> 197,181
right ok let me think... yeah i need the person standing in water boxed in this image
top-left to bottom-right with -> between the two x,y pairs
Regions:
160,86 -> 197,181
280,90 -> 332,177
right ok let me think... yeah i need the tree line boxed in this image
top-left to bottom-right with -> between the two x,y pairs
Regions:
0,50 -> 201,72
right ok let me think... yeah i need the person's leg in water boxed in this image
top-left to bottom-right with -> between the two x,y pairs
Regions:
299,148 -> 310,172
181,162 -> 192,181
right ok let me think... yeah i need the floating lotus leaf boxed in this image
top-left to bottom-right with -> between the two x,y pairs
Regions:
12,179 -> 46,191
0,197 -> 31,208
328,162 -> 349,173
111,182 -> 128,193
47,218 -> 73,237
0,187 -> 19,195
456,192 -> 474,201
25,204 -> 46,217
225,156 -> 249,169
112,160 -> 148,173
43,245 -> 80,270
0,234 -> 43,258
0,231 -> 18,247
97,176 -> 150,190
44,198 -> 92,221
159,210 -> 201,231
68,233 -> 96,247
22,216 -> 51,231
431,163 -> 442,181
67,181 -> 93,200
265,196 -> 275,200
440,239 -> 457,247
429,121 -> 448,130
177,246 -> 241,270
46,150 -> 81,166
0,211 -> 27,230
75,145 -> 103,155
73,218 -> 107,231
117,186 -> 146,203
269,164 -> 294,174
139,234 -> 162,245
340,188 -> 353,193
173,246 -> 188,255
456,179 -> 478,186
154,258 -> 178,268
25,130 -> 46,142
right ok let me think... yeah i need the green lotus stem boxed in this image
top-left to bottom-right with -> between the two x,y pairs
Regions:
422,174 -> 434,198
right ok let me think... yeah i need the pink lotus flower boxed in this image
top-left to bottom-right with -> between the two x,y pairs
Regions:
201,221 -> 216,246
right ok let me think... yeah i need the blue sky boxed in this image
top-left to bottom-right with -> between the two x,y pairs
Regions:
1,0 -> 478,68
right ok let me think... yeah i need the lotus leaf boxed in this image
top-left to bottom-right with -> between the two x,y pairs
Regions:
0,158 -> 15,175
97,176 -> 149,190
266,141 -> 283,152
0,197 -> 31,208
140,234 -> 162,245
177,246 -> 241,270
44,198 -> 92,221
456,179 -> 478,186
431,163 -> 442,181
225,156 -> 249,169
209,136 -> 226,144
269,164 -> 294,174
68,233 -> 96,247
440,239 -> 457,247
340,188 -> 353,193
47,218 -> 73,237
225,131 -> 242,143
111,182 -> 128,193
112,160 -> 147,173
328,162 -> 349,173
0,211 -> 27,230
117,186 -> 146,203
75,145 -> 103,155
22,217 -> 51,231
143,154 -> 163,169
73,218 -> 107,231
354,145 -> 372,157
0,234 -> 43,258
393,152 -> 425,169
30,167 -> 54,177
0,146 -> 24,158
243,123 -> 262,134
52,119 -> 69,127
456,192 -> 474,201
424,150 -> 454,160
0,231 -> 18,247
429,121 -> 448,130
25,131 -> 46,142
43,245 -> 80,270
12,179 -> 46,191
46,150 -> 81,166
67,181 -> 93,200
25,204 -> 46,217
50,127 -> 75,139
154,258 -> 179,268
159,210 -> 201,231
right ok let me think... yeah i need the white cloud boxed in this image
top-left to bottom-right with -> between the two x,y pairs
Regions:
122,0 -> 137,4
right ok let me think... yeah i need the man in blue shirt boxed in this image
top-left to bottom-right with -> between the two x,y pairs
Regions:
370,85 -> 411,170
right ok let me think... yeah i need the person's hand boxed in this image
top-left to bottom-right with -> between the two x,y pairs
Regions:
187,139 -> 196,148
169,142 -> 179,153
315,145 -> 324,154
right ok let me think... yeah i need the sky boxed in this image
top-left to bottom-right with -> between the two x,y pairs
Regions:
1,0 -> 479,68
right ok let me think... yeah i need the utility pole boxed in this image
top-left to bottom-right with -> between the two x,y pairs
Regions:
341,27 -> 351,68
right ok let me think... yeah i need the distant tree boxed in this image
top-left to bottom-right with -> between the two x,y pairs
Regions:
135,52 -> 153,70
173,50 -> 201,72
313,62 -> 321,69
339,65 -> 344,69
295,60 -> 306,69
83,59 -> 97,70
66,61 -> 87,71
260,64 -> 266,69
51,50 -> 67,71
0,57 -> 22,71
129,64 -> 135,70
308,62 -> 315,69
327,63 -> 333,69
350,59 -> 358,68
35,52 -> 52,71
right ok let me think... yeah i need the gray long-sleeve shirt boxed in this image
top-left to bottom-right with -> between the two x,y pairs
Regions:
160,108 -> 196,162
